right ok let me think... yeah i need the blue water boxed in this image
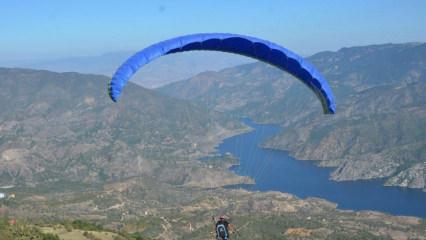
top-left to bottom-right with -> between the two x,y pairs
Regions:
217,119 -> 426,218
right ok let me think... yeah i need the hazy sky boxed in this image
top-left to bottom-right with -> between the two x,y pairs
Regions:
1,0 -> 425,60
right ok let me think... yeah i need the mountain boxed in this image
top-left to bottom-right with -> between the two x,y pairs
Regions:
0,51 -> 251,88
0,68 -> 425,239
158,43 -> 426,191
0,67 -> 248,187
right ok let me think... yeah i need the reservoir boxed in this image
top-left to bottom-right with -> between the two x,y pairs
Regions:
219,119 -> 426,218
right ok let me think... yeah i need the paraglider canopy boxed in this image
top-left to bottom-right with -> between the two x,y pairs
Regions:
108,33 -> 336,114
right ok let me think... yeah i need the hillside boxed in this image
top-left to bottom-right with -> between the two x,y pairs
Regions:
158,43 -> 426,190
0,68 -> 247,187
3,183 -> 426,239
0,68 -> 425,239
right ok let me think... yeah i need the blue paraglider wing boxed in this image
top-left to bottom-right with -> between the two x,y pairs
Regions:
109,33 -> 336,114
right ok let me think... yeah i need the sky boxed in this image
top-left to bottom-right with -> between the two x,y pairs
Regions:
1,0 -> 425,60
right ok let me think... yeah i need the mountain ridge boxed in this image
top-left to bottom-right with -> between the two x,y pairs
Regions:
0,51 -> 252,88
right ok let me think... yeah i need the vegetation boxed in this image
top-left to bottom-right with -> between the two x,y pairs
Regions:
71,219 -> 104,231
326,231 -> 390,240
0,218 -> 60,240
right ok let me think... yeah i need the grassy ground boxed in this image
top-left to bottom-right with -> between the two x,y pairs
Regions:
40,226 -> 120,240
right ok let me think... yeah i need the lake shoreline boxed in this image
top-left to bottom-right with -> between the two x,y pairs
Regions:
216,119 -> 426,218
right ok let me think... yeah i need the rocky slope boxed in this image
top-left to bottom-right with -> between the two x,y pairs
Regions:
158,43 -> 426,190
0,68 -> 248,187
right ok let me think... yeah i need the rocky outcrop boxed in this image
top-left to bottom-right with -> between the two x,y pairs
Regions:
385,163 -> 425,189
331,154 -> 400,181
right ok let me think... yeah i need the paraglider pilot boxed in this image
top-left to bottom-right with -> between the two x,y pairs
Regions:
213,215 -> 234,240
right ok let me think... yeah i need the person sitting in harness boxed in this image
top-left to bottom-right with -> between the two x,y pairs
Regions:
214,215 -> 234,240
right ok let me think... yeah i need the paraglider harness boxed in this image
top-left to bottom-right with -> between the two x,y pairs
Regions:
213,216 -> 230,240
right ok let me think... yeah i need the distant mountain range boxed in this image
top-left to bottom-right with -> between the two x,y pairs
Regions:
158,42 -> 426,191
0,51 -> 251,88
